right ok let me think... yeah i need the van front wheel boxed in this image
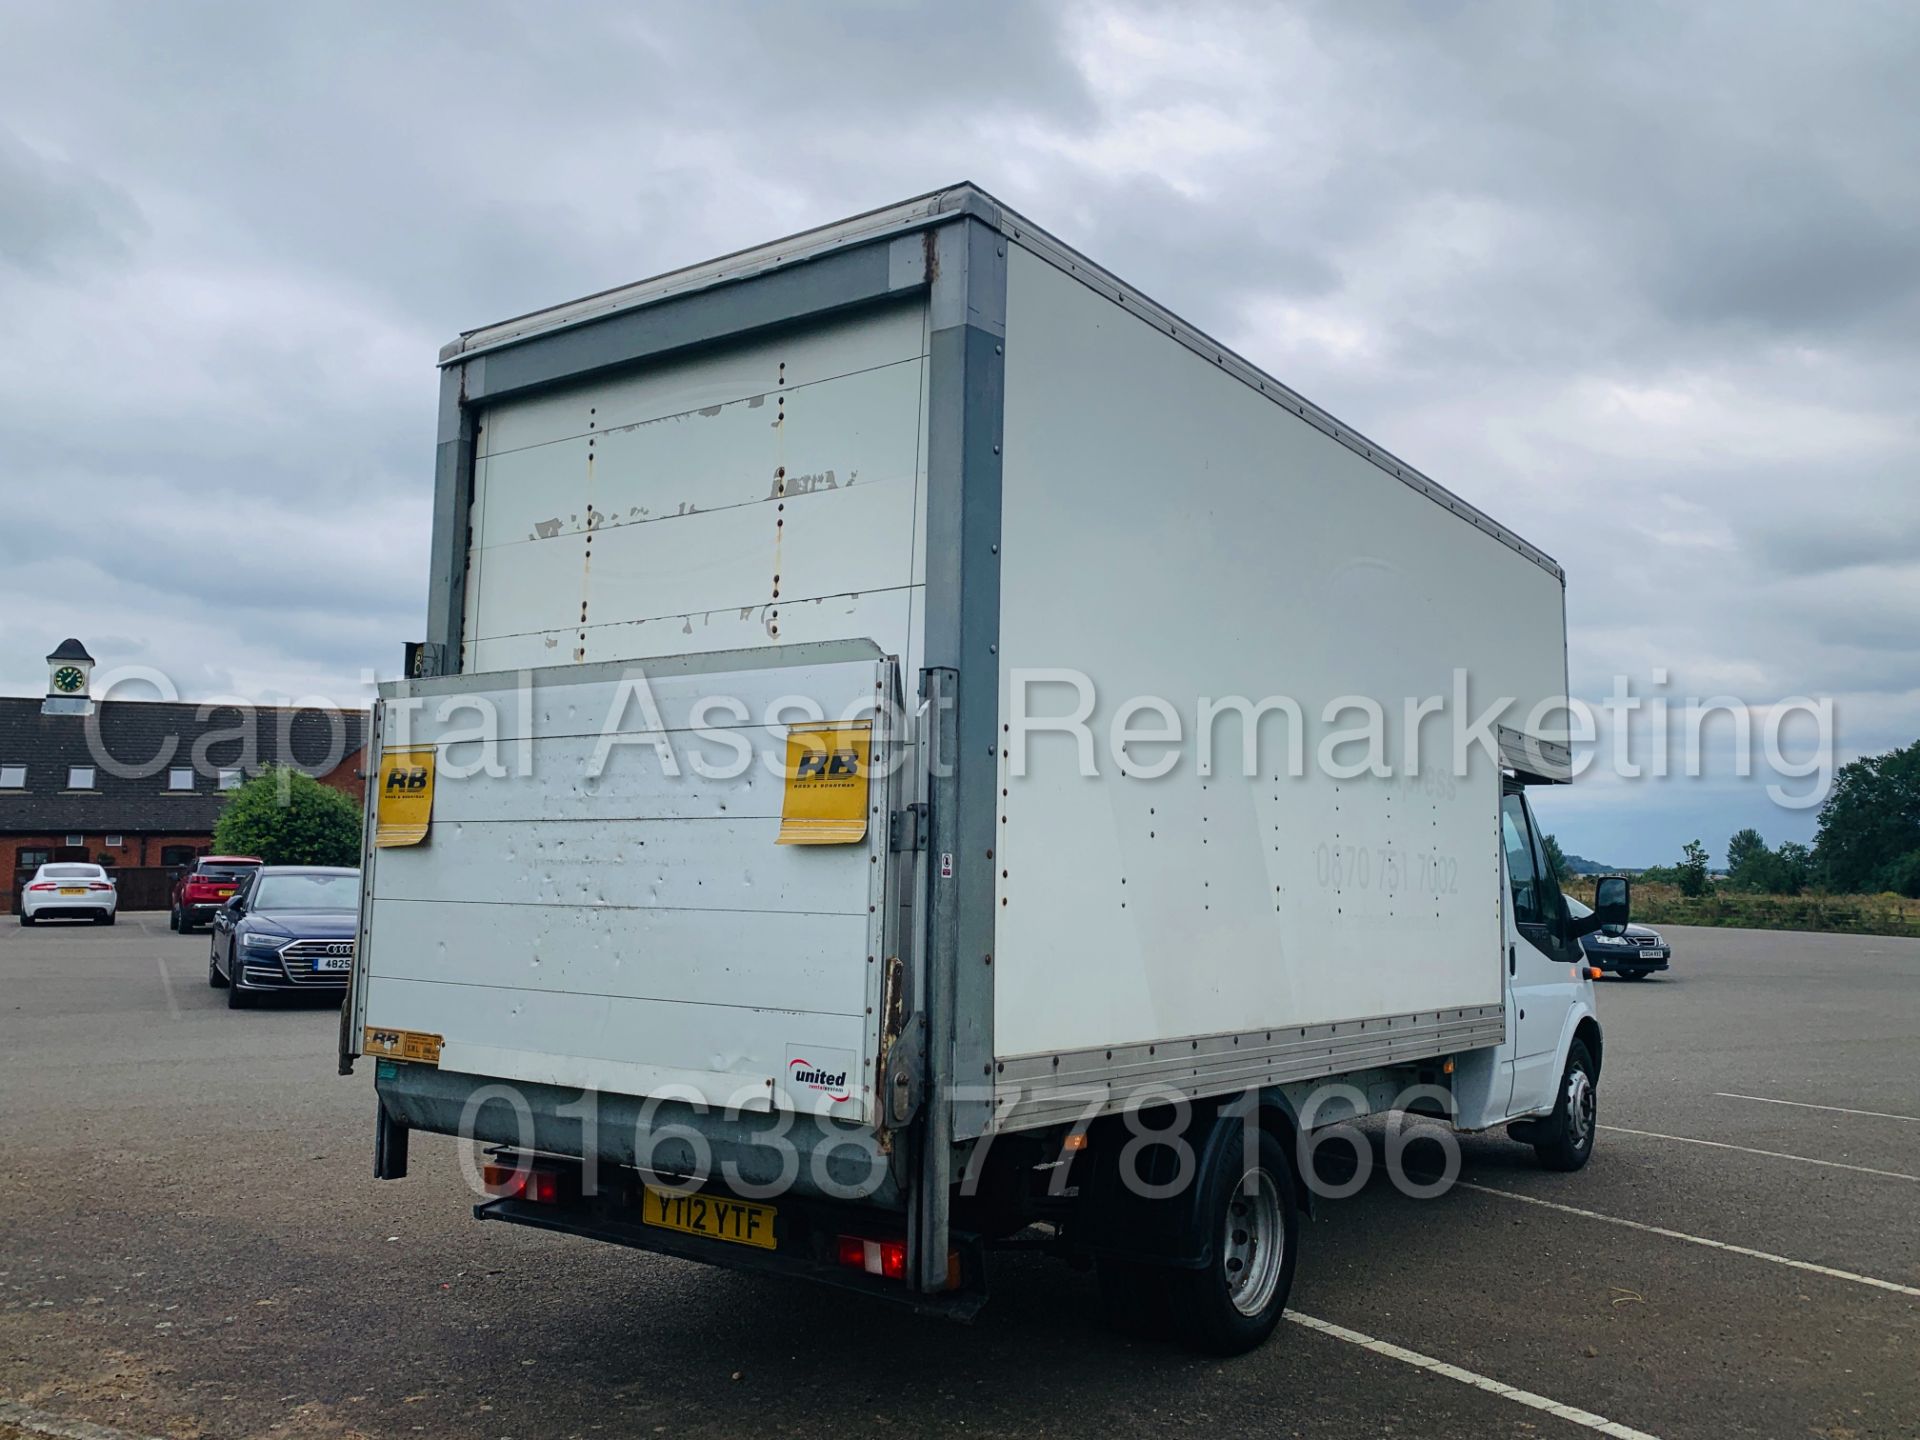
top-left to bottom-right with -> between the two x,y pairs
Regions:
1166,1127 -> 1299,1355
1532,1040 -> 1598,1172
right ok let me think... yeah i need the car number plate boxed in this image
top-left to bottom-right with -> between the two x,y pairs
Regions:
312,955 -> 352,972
59,887 -> 86,895
641,1187 -> 776,1249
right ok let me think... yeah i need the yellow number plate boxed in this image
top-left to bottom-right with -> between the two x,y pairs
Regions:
641,1187 -> 777,1250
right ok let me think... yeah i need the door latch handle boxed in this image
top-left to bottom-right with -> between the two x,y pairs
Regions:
1508,943 -> 1516,975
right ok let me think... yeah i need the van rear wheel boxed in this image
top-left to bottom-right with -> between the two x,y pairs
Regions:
1165,1127 -> 1299,1355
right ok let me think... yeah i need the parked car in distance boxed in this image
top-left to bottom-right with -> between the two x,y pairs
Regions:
1567,893 -> 1671,979
170,856 -> 262,933
18,863 -> 117,925
208,866 -> 360,1008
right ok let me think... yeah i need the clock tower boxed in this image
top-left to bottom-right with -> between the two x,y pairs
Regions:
43,637 -> 96,716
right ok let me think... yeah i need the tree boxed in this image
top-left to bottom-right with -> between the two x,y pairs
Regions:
1678,839 -> 1711,897
1812,738 -> 1920,892
1880,849 -> 1920,899
1725,828 -> 1768,877
1770,841 -> 1814,896
213,767 -> 363,866
1540,832 -> 1568,884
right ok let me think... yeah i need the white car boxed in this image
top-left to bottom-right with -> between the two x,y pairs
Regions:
19,863 -> 118,926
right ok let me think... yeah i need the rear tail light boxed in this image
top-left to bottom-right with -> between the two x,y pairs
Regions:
835,1235 -> 960,1288
482,1161 -> 562,1204
88,882 -> 113,891
27,882 -> 54,891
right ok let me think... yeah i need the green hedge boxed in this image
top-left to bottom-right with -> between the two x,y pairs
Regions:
1565,879 -> 1920,938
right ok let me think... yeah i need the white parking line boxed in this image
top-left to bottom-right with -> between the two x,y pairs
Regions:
1713,1092 -> 1920,1124
1454,1180 -> 1920,1298
154,956 -> 180,1020
1286,1311 -> 1662,1439
1599,1124 -> 1920,1182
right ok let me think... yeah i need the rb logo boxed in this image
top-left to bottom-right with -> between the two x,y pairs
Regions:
796,749 -> 861,780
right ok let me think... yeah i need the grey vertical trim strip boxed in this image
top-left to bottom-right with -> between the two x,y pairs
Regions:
914,666 -> 960,1292
921,217 -> 1007,1146
424,364 -> 478,677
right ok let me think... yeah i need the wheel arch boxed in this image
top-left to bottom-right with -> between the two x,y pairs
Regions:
1573,1014 -> 1603,1081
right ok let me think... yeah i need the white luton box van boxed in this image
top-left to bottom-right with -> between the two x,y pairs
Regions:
344,184 -> 1632,1353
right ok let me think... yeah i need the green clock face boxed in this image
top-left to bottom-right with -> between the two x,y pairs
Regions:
53,666 -> 85,694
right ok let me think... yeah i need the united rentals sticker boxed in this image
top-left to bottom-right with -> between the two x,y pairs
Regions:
374,747 -> 436,847
783,1044 -> 857,1108
775,720 -> 872,845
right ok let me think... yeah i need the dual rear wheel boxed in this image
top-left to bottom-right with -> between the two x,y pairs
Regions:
1098,1127 -> 1300,1355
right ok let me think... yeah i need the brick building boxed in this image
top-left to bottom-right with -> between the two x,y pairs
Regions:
2,640 -> 368,903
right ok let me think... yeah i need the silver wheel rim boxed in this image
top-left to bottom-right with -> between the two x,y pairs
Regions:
1223,1167 -> 1285,1316
1567,1067 -> 1595,1149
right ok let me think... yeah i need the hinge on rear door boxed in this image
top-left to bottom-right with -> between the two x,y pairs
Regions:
883,1015 -> 927,1129
890,802 -> 928,853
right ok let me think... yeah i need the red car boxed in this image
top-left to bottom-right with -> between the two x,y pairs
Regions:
170,856 -> 263,933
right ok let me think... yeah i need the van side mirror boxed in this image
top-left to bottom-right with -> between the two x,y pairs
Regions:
1593,875 -> 1630,936
1566,876 -> 1631,938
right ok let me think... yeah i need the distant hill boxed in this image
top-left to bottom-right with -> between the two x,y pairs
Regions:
1562,854 -> 1615,876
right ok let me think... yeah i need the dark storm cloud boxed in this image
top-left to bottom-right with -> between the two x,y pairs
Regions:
0,0 -> 1914,866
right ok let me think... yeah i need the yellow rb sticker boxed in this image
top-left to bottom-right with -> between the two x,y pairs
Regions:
363,1026 -> 443,1065
777,720 -> 873,845
375,747 -> 436,847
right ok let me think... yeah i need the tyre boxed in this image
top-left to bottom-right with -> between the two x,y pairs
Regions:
209,940 -> 229,989
169,906 -> 180,932
17,910 -> 31,927
1532,1039 -> 1598,1172
104,911 -> 116,926
1619,967 -> 1649,981
226,975 -> 252,1008
1097,1256 -> 1174,1340
1164,1127 -> 1299,1355
93,910 -> 112,925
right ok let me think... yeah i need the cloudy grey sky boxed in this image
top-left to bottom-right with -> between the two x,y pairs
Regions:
2,1 -> 1915,866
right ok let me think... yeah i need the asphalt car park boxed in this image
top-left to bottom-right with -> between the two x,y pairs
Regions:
1,914 -> 1914,1440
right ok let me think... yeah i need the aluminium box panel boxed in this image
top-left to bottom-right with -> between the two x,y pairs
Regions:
361,646 -> 894,1122
461,298 -> 929,678
990,243 -> 1559,1064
